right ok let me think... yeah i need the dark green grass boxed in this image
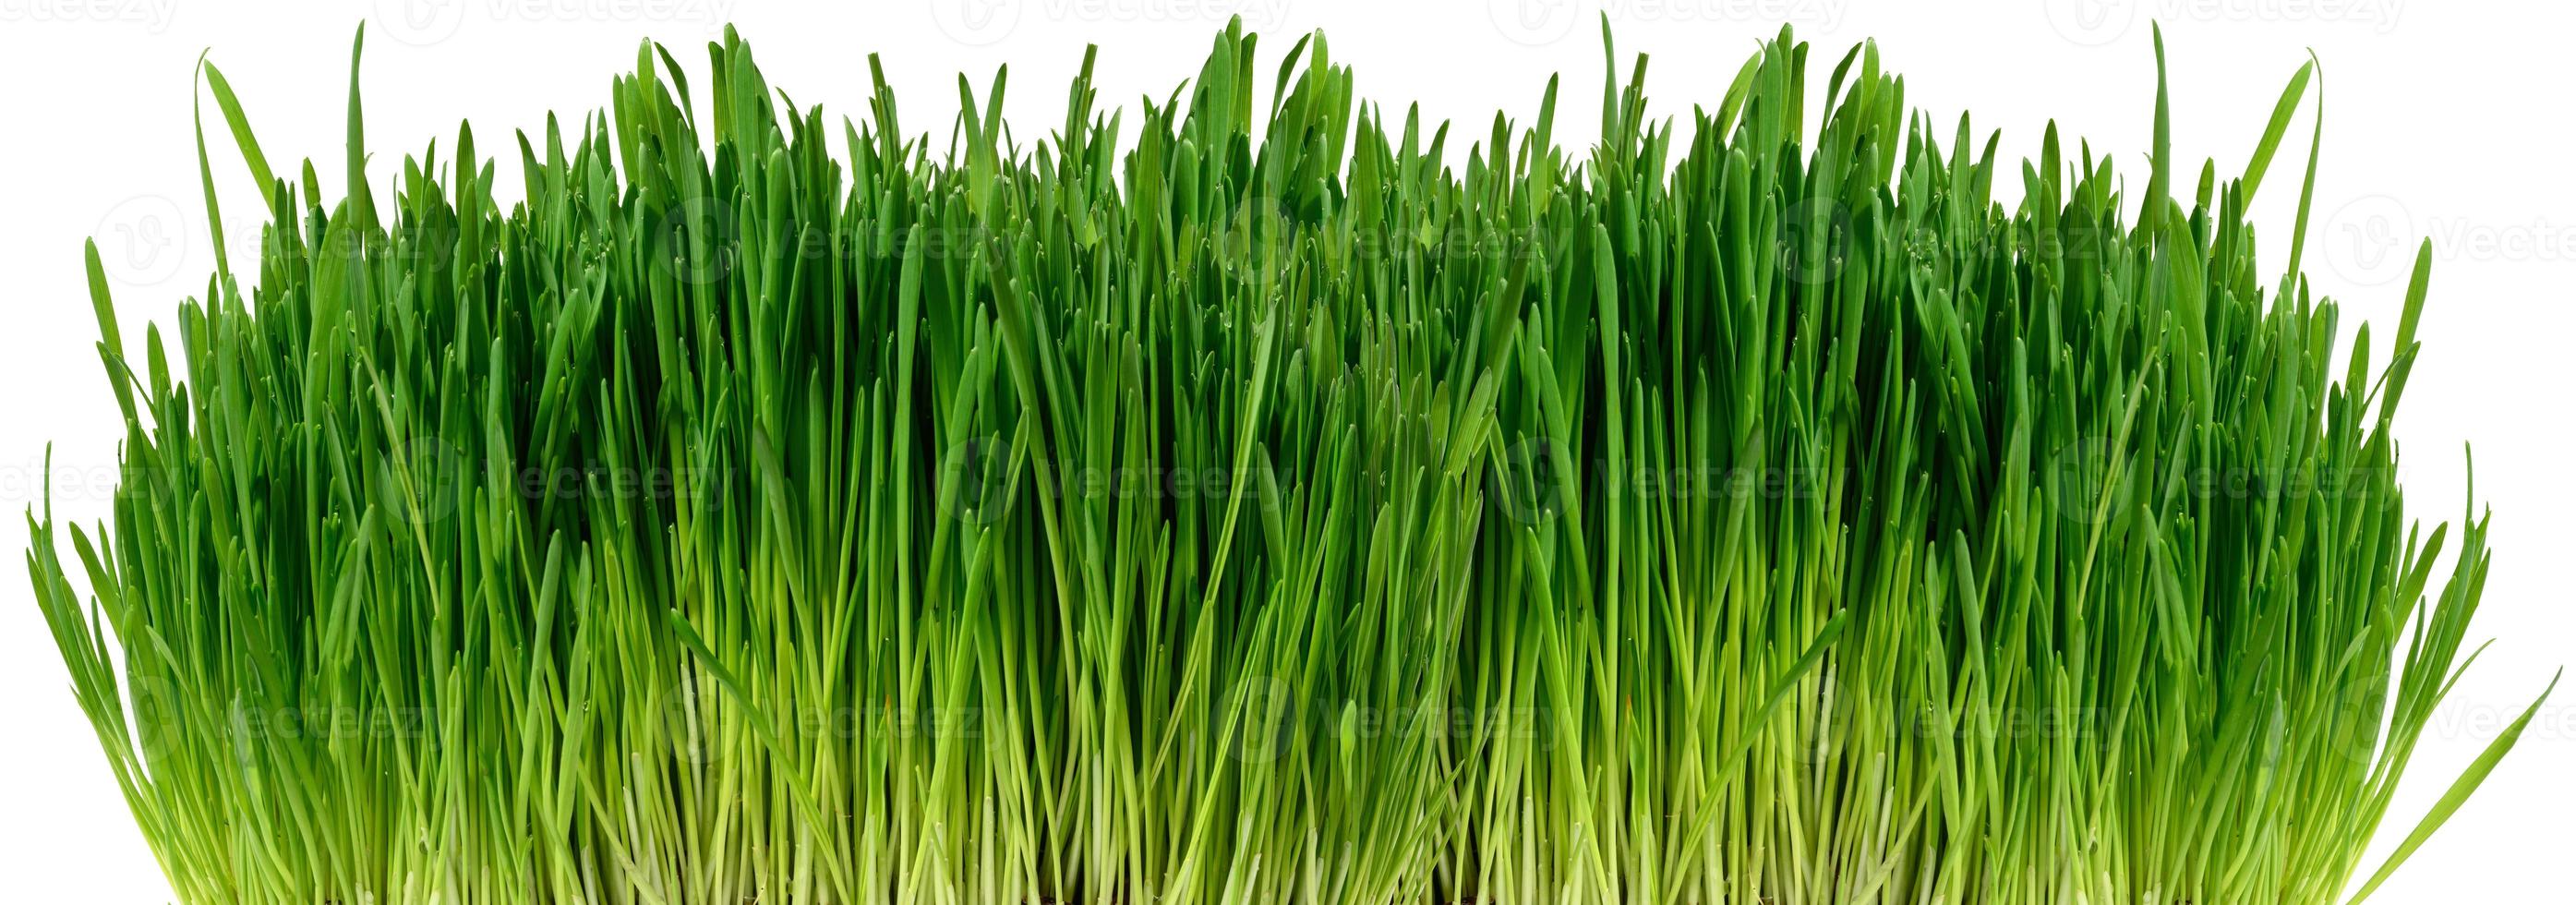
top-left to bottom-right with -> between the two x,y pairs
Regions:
26,18 -> 2551,905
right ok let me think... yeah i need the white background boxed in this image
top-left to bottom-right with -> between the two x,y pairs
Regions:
0,0 -> 2566,900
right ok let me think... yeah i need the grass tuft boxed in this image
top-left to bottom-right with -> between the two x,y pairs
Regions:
27,18 -> 2550,905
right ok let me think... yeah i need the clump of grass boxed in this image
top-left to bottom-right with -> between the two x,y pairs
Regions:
27,18 -> 2552,905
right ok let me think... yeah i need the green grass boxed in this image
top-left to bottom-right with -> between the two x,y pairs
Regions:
26,18 -> 2552,905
